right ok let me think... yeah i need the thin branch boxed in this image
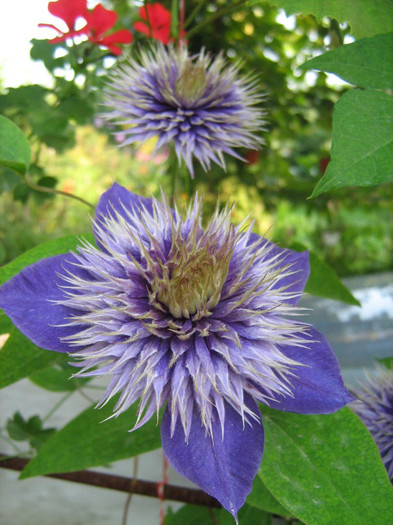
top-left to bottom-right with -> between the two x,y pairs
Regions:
122,456 -> 139,525
0,454 -> 221,508
186,0 -> 248,39
24,172 -> 94,209
185,0 -> 209,28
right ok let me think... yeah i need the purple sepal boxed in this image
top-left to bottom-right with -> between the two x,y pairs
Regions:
161,395 -> 264,520
94,183 -> 153,247
267,326 -> 354,414
249,233 -> 309,306
0,253 -> 87,353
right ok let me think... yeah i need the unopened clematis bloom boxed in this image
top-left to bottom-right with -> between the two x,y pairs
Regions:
133,3 -> 172,44
102,45 -> 265,176
0,184 -> 352,519
39,0 -> 133,55
351,367 -> 393,481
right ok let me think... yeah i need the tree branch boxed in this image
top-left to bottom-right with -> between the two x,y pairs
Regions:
0,454 -> 220,508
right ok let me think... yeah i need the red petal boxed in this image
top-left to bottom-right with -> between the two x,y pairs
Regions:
84,4 -> 117,37
133,21 -> 150,38
99,29 -> 133,45
134,3 -> 171,44
48,0 -> 87,30
139,3 -> 171,27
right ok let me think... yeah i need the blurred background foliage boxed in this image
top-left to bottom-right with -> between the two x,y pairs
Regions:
0,0 -> 392,276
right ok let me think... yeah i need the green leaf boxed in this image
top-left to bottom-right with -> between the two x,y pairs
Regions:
165,505 -> 216,525
29,363 -> 90,392
247,474 -> 294,517
262,0 -> 393,39
376,357 -> 393,369
0,115 -> 31,175
7,412 -> 56,451
260,406 -> 393,524
289,243 -> 360,305
0,233 -> 94,286
219,504 -> 272,525
306,250 -> 361,305
300,33 -> 393,89
0,167 -> 21,191
20,397 -> 162,478
312,89 -> 393,196
165,503 -> 271,525
0,314 -> 67,389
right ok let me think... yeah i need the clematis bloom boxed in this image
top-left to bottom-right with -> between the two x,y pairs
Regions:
0,184 -> 352,519
133,3 -> 172,44
351,367 -> 393,481
102,45 -> 266,177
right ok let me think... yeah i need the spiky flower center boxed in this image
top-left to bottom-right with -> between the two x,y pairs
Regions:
152,235 -> 232,320
146,203 -> 235,320
175,62 -> 208,105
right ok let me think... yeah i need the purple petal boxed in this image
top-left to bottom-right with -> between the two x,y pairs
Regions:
0,254 -> 87,353
249,233 -> 309,305
161,395 -> 264,520
266,326 -> 353,414
94,183 -> 153,240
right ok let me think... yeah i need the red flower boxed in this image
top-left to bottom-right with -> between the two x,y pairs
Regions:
39,0 -> 133,55
84,4 -> 133,55
38,0 -> 88,43
319,156 -> 330,174
133,3 -> 171,44
245,150 -> 260,165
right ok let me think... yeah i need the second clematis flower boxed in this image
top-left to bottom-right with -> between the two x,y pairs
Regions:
102,45 -> 265,177
0,184 -> 352,519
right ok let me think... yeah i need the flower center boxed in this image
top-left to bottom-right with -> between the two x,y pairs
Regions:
147,207 -> 236,320
175,61 -> 207,106
155,243 -> 229,319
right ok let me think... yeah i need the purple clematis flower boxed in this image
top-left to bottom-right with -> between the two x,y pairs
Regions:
101,45 -> 266,177
0,184 -> 352,519
351,367 -> 393,481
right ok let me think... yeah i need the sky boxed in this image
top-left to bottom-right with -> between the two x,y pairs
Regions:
0,0 -> 56,88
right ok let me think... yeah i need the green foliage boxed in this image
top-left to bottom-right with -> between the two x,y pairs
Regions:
260,406 -> 393,524
301,32 -> 393,89
305,248 -> 360,305
312,90 -> 393,196
0,115 -> 31,175
165,503 -> 271,525
29,362 -> 90,392
0,314 -> 67,389
6,412 -> 56,452
20,397 -> 162,478
265,0 -> 393,38
247,474 -> 294,516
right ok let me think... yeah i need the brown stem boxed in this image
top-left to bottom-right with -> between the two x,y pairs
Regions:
0,454 -> 220,508
24,172 -> 94,209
